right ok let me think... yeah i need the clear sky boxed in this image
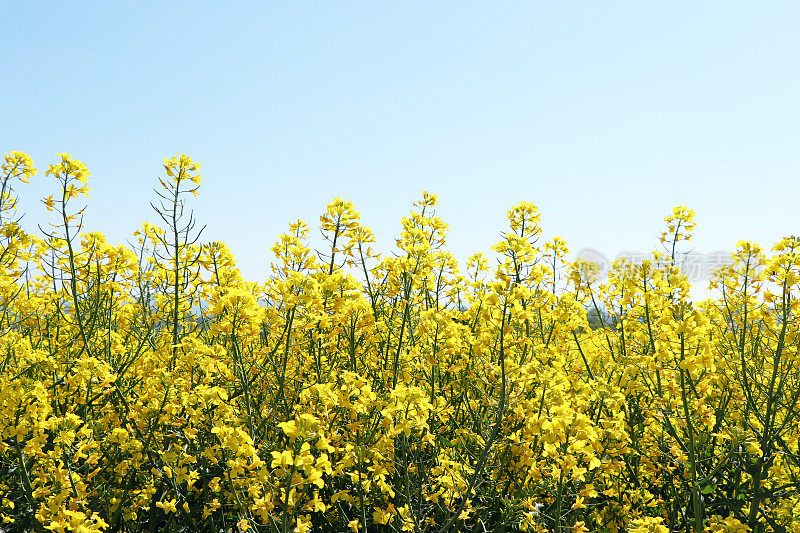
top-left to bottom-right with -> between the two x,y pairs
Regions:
2,2 -> 799,285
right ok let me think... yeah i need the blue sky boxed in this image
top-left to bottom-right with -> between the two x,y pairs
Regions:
2,2 -> 799,283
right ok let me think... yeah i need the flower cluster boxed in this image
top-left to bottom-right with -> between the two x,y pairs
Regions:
0,150 -> 798,532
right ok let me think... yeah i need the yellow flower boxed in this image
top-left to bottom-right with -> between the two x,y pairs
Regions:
294,515 -> 312,533
573,521 -> 589,533
271,449 -> 295,469
3,151 -> 37,182
373,507 -> 391,525
156,499 -> 178,514
629,516 -> 668,533
163,153 -> 202,186
278,420 -> 302,439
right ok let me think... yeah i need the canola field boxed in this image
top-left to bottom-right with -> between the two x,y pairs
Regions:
0,151 -> 798,533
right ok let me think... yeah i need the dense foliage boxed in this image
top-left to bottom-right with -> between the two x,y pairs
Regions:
1,151 -> 799,533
